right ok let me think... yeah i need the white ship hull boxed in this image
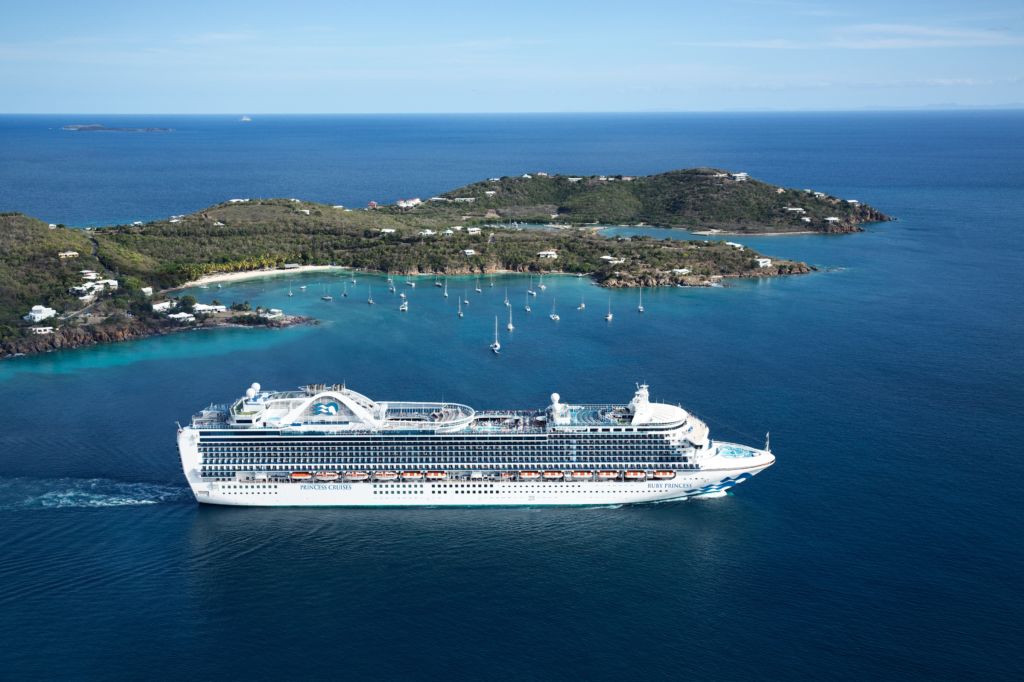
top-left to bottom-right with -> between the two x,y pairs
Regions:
179,428 -> 773,507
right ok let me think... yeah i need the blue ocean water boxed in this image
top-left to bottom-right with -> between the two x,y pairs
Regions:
0,113 -> 1022,680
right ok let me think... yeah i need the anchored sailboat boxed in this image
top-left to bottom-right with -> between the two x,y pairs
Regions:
638,286 -> 645,313
605,298 -> 613,321
550,298 -> 560,321
490,317 -> 501,354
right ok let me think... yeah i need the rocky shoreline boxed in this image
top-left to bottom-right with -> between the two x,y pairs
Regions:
1,315 -> 312,360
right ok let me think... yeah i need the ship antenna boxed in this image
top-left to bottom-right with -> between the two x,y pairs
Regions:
765,431 -> 771,453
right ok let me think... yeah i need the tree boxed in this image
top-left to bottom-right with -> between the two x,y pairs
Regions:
178,295 -> 196,313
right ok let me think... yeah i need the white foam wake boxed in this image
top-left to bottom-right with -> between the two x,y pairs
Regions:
0,477 -> 190,510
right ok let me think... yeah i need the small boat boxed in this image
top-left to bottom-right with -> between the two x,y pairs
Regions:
549,299 -> 560,321
570,471 -> 593,480
623,470 -> 646,480
527,276 -> 537,296
434,277 -> 443,288
499,472 -> 514,480
406,280 -> 416,288
399,292 -> 407,299
578,297 -> 586,311
299,285 -> 307,291
489,277 -> 494,288
475,277 -> 482,293
524,292 -> 531,313
367,285 -> 374,305
401,471 -> 423,481
542,471 -> 563,480
374,471 -> 399,481
321,294 -> 333,302
457,298 -> 464,318
289,471 -> 312,480
443,279 -> 449,298
345,471 -> 369,482
506,306 -> 514,332
350,276 -> 357,285
342,283 -> 348,298
425,471 -> 448,480
490,316 -> 501,354
519,471 -> 541,480
597,470 -> 619,479
399,300 -> 409,312
638,286 -> 645,314
288,285 -> 294,297
503,288 -> 510,307
538,274 -> 546,291
605,298 -> 613,322
652,470 -> 676,480
315,471 -> 340,481
463,291 -> 470,305
216,283 -> 222,289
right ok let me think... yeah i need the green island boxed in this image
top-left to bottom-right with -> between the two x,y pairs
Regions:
0,167 -> 889,357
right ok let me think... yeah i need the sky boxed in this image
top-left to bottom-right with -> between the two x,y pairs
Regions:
1,0 -> 1022,113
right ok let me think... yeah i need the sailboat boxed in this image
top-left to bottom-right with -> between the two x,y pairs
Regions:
475,277 -> 482,293
299,284 -> 307,291
638,286 -> 645,313
367,285 -> 375,305
400,291 -> 407,299
490,317 -> 501,354
550,299 -> 560,321
350,275 -> 357,285
399,300 -> 409,312
578,296 -> 586,311
527,276 -> 537,297
538,274 -> 546,291
605,298 -> 613,321
443,279 -> 449,298
288,284 -> 294,297
321,284 -> 332,302
463,290 -> 470,305
458,298 -> 464,318
507,306 -> 514,332
489,276 -> 495,288
503,288 -> 510,307
434,276 -> 443,288
524,292 -> 531,313
342,282 -> 348,298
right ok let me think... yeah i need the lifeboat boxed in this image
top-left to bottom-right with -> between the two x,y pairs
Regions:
425,471 -> 448,480
289,471 -> 312,480
597,470 -> 619,480
315,471 -> 340,481
345,471 -> 369,482
499,471 -> 514,480
374,471 -> 398,481
623,470 -> 646,480
518,471 -> 541,480
401,471 -> 423,481
653,470 -> 676,480
570,471 -> 593,479
542,471 -> 564,480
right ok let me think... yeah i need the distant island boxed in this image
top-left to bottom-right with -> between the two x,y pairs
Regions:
0,168 -> 890,358
61,124 -> 174,133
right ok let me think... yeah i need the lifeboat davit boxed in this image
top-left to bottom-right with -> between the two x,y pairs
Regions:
425,471 -> 448,480
289,471 -> 312,480
315,471 -> 340,481
597,470 -> 619,480
623,470 -> 646,480
570,471 -> 593,479
345,471 -> 369,481
401,471 -> 423,481
653,470 -> 676,480
374,471 -> 398,481
542,471 -> 564,480
519,471 -> 541,480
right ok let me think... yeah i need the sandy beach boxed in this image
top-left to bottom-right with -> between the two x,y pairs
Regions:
168,265 -> 352,291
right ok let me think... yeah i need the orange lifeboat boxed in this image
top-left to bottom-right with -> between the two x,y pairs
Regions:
570,471 -> 593,479
345,471 -> 369,482
499,471 -> 514,480
597,470 -> 619,480
623,470 -> 646,480
374,471 -> 398,481
519,471 -> 541,480
401,471 -> 423,481
425,471 -> 448,480
289,471 -> 312,480
315,471 -> 340,481
542,471 -> 564,480
653,470 -> 676,480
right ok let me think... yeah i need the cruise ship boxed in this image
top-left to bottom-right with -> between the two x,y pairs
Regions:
177,383 -> 775,507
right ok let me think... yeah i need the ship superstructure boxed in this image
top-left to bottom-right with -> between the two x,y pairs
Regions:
178,383 -> 774,506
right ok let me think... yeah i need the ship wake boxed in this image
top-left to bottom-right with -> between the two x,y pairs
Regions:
0,477 -> 190,510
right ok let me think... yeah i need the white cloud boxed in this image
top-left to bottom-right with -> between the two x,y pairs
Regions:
680,23 -> 1024,50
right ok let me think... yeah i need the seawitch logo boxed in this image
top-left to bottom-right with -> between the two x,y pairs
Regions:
313,402 -> 341,415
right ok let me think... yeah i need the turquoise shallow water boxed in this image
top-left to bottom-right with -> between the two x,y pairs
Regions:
0,113 -> 1022,680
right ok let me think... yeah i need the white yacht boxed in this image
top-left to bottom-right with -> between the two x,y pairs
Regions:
490,316 -> 501,354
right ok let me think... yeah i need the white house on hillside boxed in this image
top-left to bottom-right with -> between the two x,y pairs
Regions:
24,305 -> 57,322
